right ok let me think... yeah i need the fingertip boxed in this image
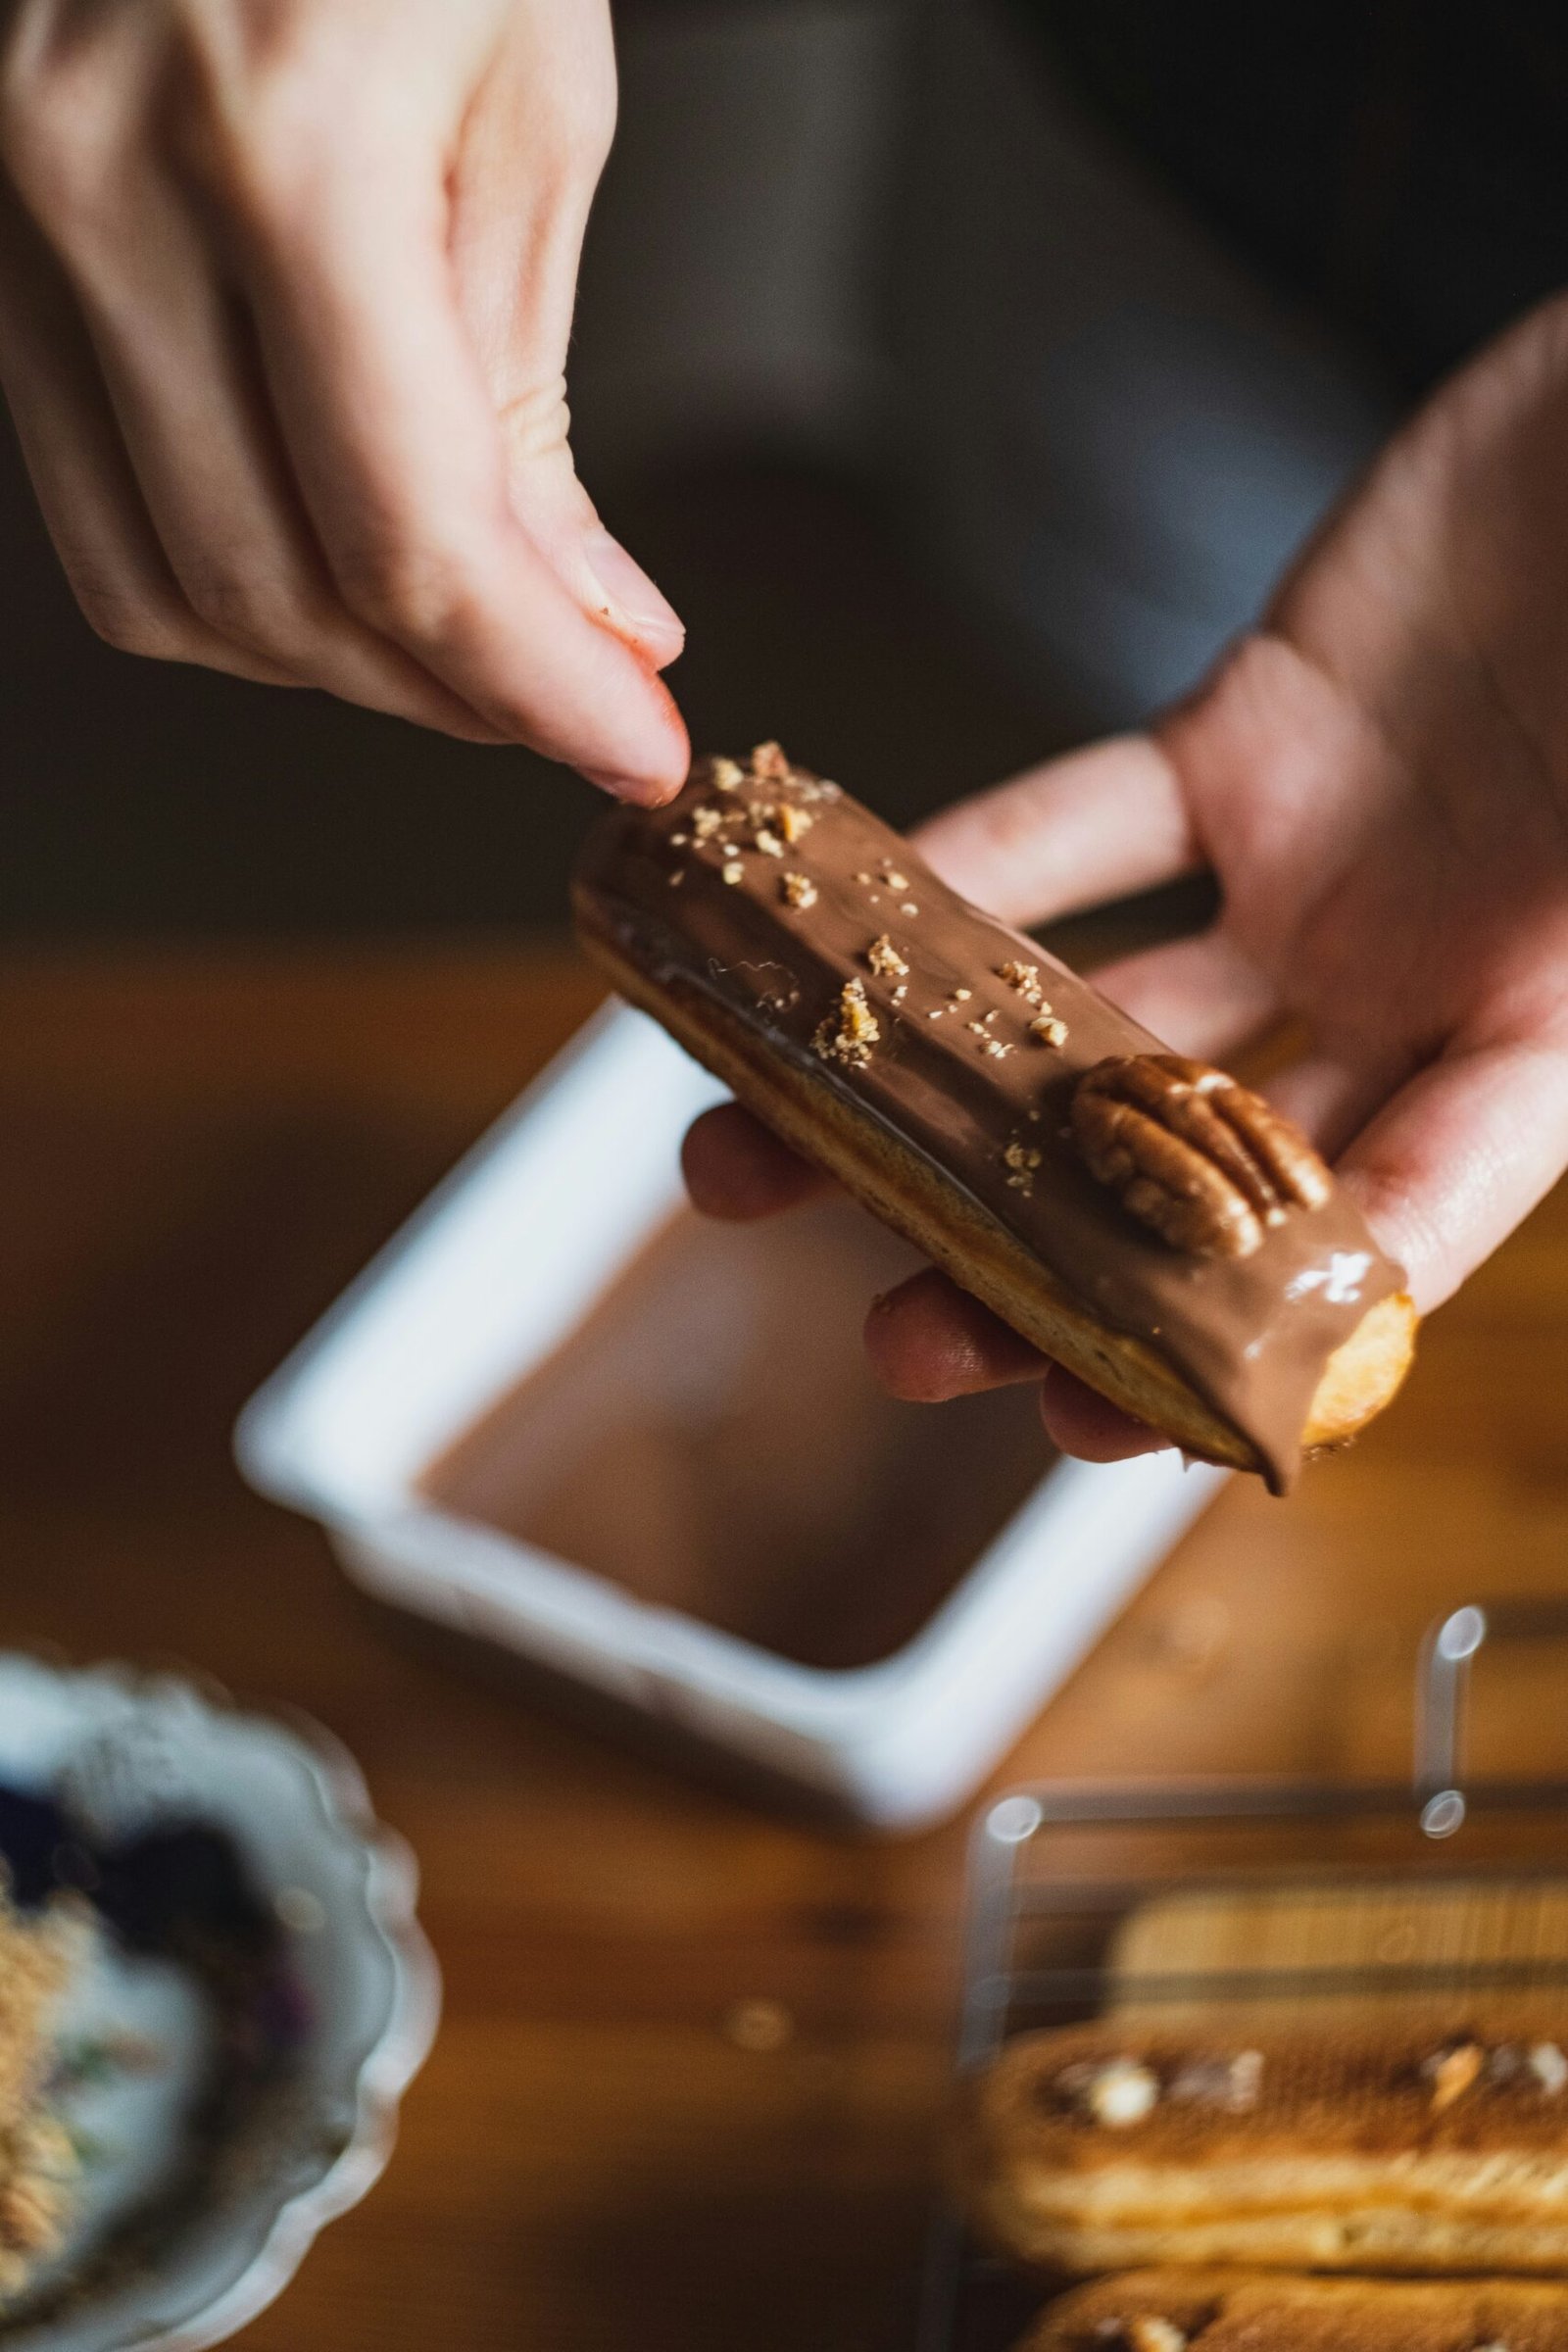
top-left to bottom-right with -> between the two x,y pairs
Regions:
864,1269 -> 1046,1401
580,765 -> 680,806
681,1102 -> 823,1219
578,667 -> 690,805
909,733 -> 1193,927
1038,1363 -> 1168,1462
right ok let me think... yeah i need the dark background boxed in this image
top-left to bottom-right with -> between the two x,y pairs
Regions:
0,446 -> 1068,937
7,0 -> 1560,941
1,3 -> 1075,940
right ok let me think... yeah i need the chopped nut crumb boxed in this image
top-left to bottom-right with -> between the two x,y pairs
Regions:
965,1019 -> 992,1038
755,828 -> 786,858
854,870 -> 874,885
1169,2051 -> 1263,2111
927,1008 -> 945,1019
1531,2041 -> 1568,2094
997,958 -> 1048,1007
667,870 -> 685,887
900,901 -> 919,916
1004,1139 -> 1042,1195
750,740 -> 791,781
1122,2320 -> 1187,2352
669,831 -> 689,847
1030,1014 -> 1069,1047
710,757 -> 743,793
953,987 -> 972,1002
722,1996 -> 793,2051
777,805 -> 813,844
866,933 -> 909,979
812,978 -> 880,1068
692,805 -> 725,841
892,983 -> 906,1004
1425,2041 -> 1484,2112
781,871 -> 818,909
1083,2058 -> 1159,2128
721,859 -> 745,887
1229,2050 -> 1264,2109
880,865 -> 908,891
983,1039 -> 1012,1057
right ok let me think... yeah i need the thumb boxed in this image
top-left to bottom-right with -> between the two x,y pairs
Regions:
492,376 -> 685,671
448,13 -> 685,675
910,734 -> 1198,929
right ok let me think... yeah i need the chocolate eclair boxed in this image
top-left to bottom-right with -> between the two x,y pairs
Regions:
570,745 -> 1416,1490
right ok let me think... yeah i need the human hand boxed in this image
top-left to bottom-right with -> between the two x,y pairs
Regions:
685,295 -> 1568,1456
0,0 -> 687,797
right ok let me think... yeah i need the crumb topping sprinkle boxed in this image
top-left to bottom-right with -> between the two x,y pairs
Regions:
866,934 -> 909,979
812,979 -> 880,1068
1118,2320 -> 1188,2352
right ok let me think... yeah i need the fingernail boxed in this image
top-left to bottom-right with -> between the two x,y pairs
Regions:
580,766 -> 682,807
582,527 -> 685,665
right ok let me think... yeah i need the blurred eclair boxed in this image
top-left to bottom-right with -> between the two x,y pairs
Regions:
1020,2269 -> 1568,2349
960,2017 -> 1568,2276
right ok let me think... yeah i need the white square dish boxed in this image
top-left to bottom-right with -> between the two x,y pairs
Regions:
235,1004 -> 1226,1829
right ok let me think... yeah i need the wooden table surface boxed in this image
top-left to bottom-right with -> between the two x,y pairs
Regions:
3,941 -> 1568,2352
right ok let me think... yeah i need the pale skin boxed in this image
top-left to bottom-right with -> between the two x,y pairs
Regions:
4,6 -> 1567,1463
688,296 -> 1568,1458
0,0 -> 688,797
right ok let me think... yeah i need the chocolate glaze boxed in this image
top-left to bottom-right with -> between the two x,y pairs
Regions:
572,754 -> 1406,1491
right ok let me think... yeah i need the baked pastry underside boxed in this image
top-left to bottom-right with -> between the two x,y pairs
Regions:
1027,2268 -> 1568,2349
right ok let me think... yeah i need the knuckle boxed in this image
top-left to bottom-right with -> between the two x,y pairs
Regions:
169,23 -> 331,220
176,549 -> 350,670
171,15 -> 368,229
0,52 -> 122,239
71,572 -> 181,661
529,38 -> 616,190
178,562 -> 277,649
175,83 -> 313,227
556,79 -> 615,180
335,533 -> 469,645
498,376 -> 573,466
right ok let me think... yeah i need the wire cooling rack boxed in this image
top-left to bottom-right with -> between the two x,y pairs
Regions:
917,1598 -> 1568,2352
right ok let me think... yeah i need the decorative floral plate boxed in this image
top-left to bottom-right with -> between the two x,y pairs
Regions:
0,1656 -> 439,2350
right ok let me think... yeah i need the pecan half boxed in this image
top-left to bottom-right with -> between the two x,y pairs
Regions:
1071,1054 -> 1332,1259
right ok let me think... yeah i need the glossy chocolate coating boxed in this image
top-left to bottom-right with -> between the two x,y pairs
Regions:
573,754 -> 1406,1490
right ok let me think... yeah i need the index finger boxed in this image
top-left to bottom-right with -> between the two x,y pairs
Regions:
681,1102 -> 826,1219
864,1265 -> 1167,1461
